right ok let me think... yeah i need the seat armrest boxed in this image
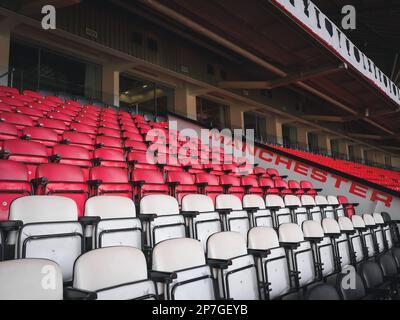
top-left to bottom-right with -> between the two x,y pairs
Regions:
216,208 -> 232,215
20,134 -> 30,140
79,216 -> 101,227
64,287 -> 97,300
268,205 -> 283,210
31,177 -> 48,186
196,182 -> 208,188
285,204 -> 299,209
279,242 -> 300,249
351,203 -> 359,207
243,207 -> 259,213
94,143 -> 104,148
0,220 -> 23,233
0,149 -> 10,159
314,188 -> 323,192
206,258 -> 232,269
167,181 -> 180,188
132,180 -> 145,187
248,249 -> 271,258
149,270 -> 177,283
180,211 -> 199,218
138,213 -> 157,222
88,179 -> 102,187
221,184 -> 232,190
280,175 -> 288,179
49,154 -> 61,162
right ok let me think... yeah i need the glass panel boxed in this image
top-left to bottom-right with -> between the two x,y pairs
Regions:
196,97 -> 227,128
120,75 -> 155,115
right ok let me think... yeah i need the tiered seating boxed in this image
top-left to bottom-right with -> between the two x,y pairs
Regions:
270,145 -> 400,192
0,86 -> 399,300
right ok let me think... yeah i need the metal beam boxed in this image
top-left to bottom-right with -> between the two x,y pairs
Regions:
219,64 -> 347,89
347,133 -> 386,140
301,115 -> 348,122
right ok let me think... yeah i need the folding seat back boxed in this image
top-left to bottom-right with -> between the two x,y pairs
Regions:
278,223 -> 317,288
265,194 -> 289,227
248,227 -> 291,299
287,180 -> 303,195
0,86 -> 19,96
0,122 -> 18,142
315,195 -> 335,219
98,127 -> 121,138
284,195 -> 307,226
336,217 -> 356,268
300,181 -> 320,196
375,213 -> 393,250
2,139 -> 48,179
93,148 -> 127,168
84,196 -> 142,249
22,127 -> 59,153
207,231 -> 259,300
128,151 -> 157,170
95,136 -> 123,150
139,195 -> 185,247
215,195 -> 250,236
259,177 -> 276,195
47,111 -> 73,125
305,284 -> 340,300
37,118 -> 67,135
0,112 -> 34,130
181,194 -> 221,248
301,195 -> 322,221
89,167 -> 132,198
359,262 -> 392,297
266,168 -> 284,180
350,215 -> 367,263
62,131 -> 94,151
0,160 -> 32,221
303,220 -> 337,278
69,123 -> 97,138
166,171 -> 197,204
34,163 -> 89,217
240,175 -> 263,195
131,169 -> 169,201
274,179 -> 292,195
0,259 -> 63,300
242,194 -> 273,228
124,140 -> 147,152
362,214 -> 378,258
152,238 -> 215,300
336,271 -> 367,300
381,212 -> 399,248
326,195 -> 343,218
219,175 -> 244,200
72,246 -> 154,300
52,144 -> 91,180
338,195 -> 356,218
195,173 -> 223,203
16,106 -> 43,120
9,196 -> 83,281
0,97 -> 26,107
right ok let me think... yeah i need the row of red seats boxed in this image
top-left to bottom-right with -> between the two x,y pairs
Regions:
270,145 -> 400,193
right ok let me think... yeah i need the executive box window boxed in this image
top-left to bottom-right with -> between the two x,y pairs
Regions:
196,97 -> 228,129
282,125 -> 297,147
119,74 -> 174,117
244,112 -> 266,142
9,40 -> 101,99
308,132 -> 319,152
330,139 -> 339,157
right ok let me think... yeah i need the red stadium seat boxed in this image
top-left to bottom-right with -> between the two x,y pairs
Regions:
337,195 -> 357,219
37,118 -> 67,134
61,131 -> 94,151
300,180 -> 321,196
89,167 -> 132,198
92,148 -> 127,168
1,139 -> 48,179
95,136 -> 123,150
127,151 -> 157,170
47,111 -> 73,125
0,160 -> 32,220
0,86 -> 19,96
195,173 -> 223,203
0,112 -> 34,130
259,177 -> 277,195
0,97 -> 25,107
131,169 -> 169,201
240,175 -> 263,196
45,96 -> 64,105
33,163 -> 89,216
288,180 -> 304,196
21,127 -> 59,154
0,103 -> 14,112
220,175 -> 245,200
0,122 -> 19,142
124,140 -> 148,152
15,106 -> 43,120
51,144 -> 92,180
69,123 -> 98,138
98,127 -> 121,138
166,171 -> 197,204
23,90 -> 42,100
274,179 -> 292,195
266,168 -> 287,180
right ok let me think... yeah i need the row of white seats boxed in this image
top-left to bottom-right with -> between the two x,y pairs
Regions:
1,214 -> 398,300
0,194 -> 396,284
